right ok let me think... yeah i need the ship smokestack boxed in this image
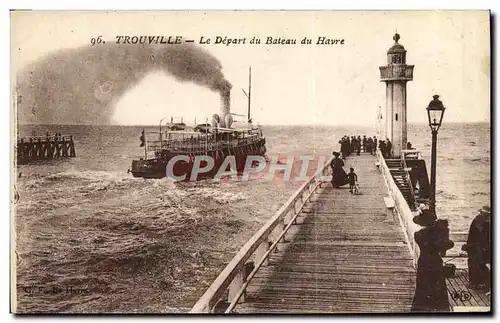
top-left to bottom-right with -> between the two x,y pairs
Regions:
220,86 -> 231,128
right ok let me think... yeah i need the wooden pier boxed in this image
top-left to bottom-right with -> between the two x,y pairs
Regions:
16,135 -> 76,165
236,154 -> 415,313
190,151 -> 490,313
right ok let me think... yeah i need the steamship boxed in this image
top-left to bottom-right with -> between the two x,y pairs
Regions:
129,68 -> 267,179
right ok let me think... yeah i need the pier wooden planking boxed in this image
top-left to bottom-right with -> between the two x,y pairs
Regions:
236,154 -> 416,313
446,270 -> 490,311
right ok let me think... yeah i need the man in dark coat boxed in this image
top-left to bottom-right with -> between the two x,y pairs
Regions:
362,135 -> 367,152
367,137 -> 374,155
386,139 -> 392,158
379,140 -> 386,157
356,136 -> 362,155
340,138 -> 348,159
462,206 -> 491,289
345,136 -> 351,157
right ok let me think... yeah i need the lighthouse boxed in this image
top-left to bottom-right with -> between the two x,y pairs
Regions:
379,33 -> 414,157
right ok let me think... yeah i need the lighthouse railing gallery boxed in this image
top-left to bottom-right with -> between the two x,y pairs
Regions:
379,64 -> 414,81
190,156 -> 335,313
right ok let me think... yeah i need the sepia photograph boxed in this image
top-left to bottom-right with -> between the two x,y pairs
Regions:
10,10 -> 491,314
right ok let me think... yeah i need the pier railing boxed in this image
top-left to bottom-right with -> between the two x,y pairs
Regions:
377,149 -> 421,266
190,156 -> 334,313
401,152 -> 417,210
147,133 -> 263,153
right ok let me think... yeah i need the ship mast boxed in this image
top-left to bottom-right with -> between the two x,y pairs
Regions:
242,66 -> 252,124
248,66 -> 251,123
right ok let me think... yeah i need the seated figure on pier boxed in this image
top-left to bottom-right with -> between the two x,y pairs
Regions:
330,152 -> 348,188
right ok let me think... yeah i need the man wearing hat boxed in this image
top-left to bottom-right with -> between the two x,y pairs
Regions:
411,203 -> 454,312
462,206 -> 491,289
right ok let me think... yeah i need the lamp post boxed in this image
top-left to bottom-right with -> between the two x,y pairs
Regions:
426,95 -> 446,215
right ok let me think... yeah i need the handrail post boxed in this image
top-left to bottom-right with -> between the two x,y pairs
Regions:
228,269 -> 245,303
292,201 -> 298,224
279,218 -> 287,242
255,236 -> 269,266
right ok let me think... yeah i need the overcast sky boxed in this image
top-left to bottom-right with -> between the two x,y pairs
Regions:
11,11 -> 490,126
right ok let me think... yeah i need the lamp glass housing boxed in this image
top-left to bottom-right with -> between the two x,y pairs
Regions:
426,96 -> 446,132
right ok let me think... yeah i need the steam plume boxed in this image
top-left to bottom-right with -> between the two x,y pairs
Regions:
15,43 -> 231,125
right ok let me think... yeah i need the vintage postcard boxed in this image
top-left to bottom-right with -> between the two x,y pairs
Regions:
10,10 -> 491,314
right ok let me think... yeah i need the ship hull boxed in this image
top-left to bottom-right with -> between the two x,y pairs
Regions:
131,139 -> 266,180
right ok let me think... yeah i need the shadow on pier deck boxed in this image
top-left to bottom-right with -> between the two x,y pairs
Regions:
236,155 -> 415,313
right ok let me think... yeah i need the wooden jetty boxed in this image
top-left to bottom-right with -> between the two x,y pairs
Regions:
16,135 -> 76,165
190,150 -> 490,313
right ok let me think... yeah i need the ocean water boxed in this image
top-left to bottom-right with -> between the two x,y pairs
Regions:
13,123 -> 490,312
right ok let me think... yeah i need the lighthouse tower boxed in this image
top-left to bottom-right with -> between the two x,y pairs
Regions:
379,33 -> 414,157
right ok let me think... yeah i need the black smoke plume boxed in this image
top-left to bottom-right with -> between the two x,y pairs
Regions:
15,43 -> 232,125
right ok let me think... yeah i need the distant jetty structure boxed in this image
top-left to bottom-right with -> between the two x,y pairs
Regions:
16,134 -> 76,164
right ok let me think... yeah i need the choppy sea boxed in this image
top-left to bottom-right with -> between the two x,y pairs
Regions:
14,123 -> 490,313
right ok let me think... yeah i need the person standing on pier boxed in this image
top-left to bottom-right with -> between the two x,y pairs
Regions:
342,136 -> 348,158
356,136 -> 362,156
373,136 -> 378,151
412,210 -> 453,312
347,136 -> 352,157
386,139 -> 392,158
367,137 -> 374,155
362,135 -> 367,152
462,206 -> 491,289
340,136 -> 350,159
347,167 -> 358,194
379,140 -> 386,157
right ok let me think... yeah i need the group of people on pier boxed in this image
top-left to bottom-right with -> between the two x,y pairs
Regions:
338,135 -> 393,158
338,134 -> 396,159
331,134 -> 396,190
330,153 -> 358,194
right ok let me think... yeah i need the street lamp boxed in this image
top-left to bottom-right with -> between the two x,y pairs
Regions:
426,95 -> 446,214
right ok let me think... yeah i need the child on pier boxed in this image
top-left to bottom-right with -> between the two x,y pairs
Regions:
347,167 -> 358,194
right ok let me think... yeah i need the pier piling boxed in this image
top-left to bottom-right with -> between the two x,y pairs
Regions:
16,135 -> 76,164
